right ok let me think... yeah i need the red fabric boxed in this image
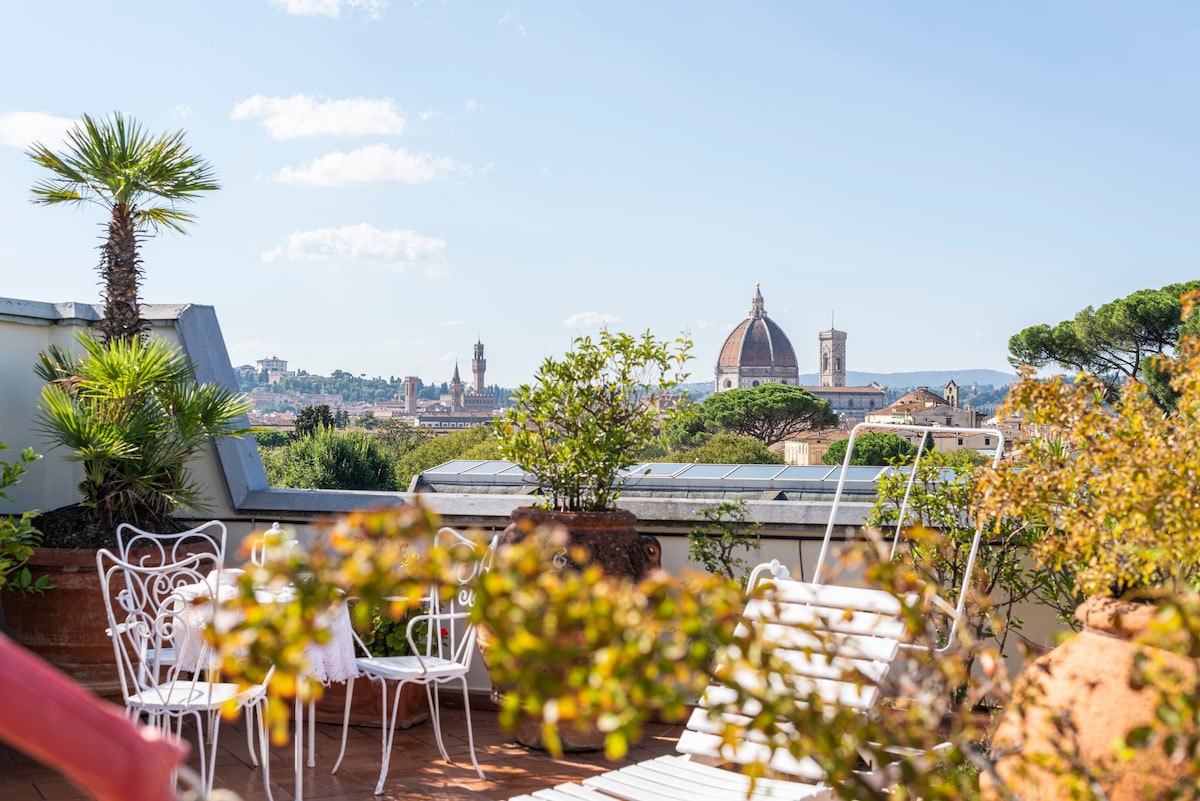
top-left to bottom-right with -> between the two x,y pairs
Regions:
0,632 -> 187,801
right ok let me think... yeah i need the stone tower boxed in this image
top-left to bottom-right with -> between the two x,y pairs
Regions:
944,379 -> 959,408
818,326 -> 847,387
403,376 -> 419,414
451,364 -> 464,412
472,340 -> 486,393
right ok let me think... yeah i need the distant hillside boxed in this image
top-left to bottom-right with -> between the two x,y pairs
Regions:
680,369 -> 1014,399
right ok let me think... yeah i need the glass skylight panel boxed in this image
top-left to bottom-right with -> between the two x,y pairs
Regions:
622,463 -> 684,476
725,464 -> 788,480
778,466 -> 838,480
674,464 -> 739,479
426,460 -> 490,474
460,460 -> 514,475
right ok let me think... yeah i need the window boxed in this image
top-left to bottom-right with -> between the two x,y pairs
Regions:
723,379 -> 732,388
957,438 -> 963,446
752,381 -> 760,387
946,417 -> 952,425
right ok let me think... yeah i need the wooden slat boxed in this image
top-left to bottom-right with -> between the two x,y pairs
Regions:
675,731 -> 830,781
583,755 -> 834,801
757,580 -> 903,616
743,599 -> 907,640
702,670 -> 879,712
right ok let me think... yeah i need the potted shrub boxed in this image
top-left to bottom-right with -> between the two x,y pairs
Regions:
974,292 -> 1200,801
493,328 -> 691,575
486,329 -> 690,748
1,333 -> 251,692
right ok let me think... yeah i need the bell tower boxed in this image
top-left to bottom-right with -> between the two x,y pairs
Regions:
818,326 -> 847,388
472,340 -> 486,393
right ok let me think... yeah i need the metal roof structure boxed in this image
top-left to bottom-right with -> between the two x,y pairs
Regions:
412,459 -> 908,502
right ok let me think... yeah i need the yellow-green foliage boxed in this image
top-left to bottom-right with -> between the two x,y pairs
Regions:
977,293 -> 1200,599
211,503 -> 1001,800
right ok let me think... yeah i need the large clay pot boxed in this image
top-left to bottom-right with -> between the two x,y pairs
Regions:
2,542 -> 221,698
983,596 -> 1199,801
1,548 -> 123,696
502,507 -> 662,578
312,678 -> 429,729
480,507 -> 662,751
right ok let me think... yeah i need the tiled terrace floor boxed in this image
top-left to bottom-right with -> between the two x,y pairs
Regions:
1,702 -> 684,801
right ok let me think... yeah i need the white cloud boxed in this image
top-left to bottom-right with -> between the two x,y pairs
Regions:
260,223 -> 445,271
464,99 -> 481,113
440,319 -> 465,327
563,312 -> 619,330
168,105 -> 193,119
0,111 -> 75,149
231,94 -> 405,139
269,0 -> 386,19
273,143 -> 466,186
418,110 -> 440,122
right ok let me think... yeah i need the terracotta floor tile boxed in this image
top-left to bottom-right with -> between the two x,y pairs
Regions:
2,706 -> 683,800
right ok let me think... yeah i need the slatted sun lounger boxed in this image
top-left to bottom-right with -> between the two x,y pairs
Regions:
505,560 -> 909,801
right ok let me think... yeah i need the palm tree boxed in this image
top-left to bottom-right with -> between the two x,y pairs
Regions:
28,112 -> 219,342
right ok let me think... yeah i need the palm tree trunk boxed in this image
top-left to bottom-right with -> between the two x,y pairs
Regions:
99,205 -> 145,343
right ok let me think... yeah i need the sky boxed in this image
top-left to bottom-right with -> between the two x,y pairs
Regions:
1,2 -> 1197,388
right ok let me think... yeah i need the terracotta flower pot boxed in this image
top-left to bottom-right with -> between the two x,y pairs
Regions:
1,548 -> 125,696
312,678 -> 429,729
983,596 -> 1199,801
478,507 -> 662,752
1,541 -> 219,698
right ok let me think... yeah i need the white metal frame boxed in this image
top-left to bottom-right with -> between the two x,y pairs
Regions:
812,422 -> 1005,650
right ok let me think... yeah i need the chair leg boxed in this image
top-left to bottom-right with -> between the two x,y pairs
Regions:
459,679 -> 485,779
307,697 -> 316,768
200,710 -> 221,797
374,682 -> 395,795
331,677 -> 355,775
245,705 -> 259,766
426,684 -> 452,764
255,701 -> 275,801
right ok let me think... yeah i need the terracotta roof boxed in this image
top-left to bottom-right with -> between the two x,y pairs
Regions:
874,388 -> 947,414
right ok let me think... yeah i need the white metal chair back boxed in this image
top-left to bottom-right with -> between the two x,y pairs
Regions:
116,520 -> 228,567
422,526 -> 495,669
99,549 -> 218,701
812,422 -> 1005,649
97,547 -> 272,799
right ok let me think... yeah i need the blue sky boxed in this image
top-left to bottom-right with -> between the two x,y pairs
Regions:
1,1 -> 1196,388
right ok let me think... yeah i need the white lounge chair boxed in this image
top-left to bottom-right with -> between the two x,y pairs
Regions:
505,560 -> 909,801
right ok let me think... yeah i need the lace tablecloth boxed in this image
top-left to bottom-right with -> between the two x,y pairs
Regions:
175,578 -> 357,685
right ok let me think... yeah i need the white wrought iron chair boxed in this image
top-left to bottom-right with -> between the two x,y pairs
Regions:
331,527 -> 499,794
116,519 -> 228,567
97,548 -> 273,800
113,518 -> 264,766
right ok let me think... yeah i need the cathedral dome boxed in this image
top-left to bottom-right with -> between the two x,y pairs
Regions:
716,286 -> 798,371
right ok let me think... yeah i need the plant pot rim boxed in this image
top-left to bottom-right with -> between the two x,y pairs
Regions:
510,506 -> 637,525
1075,594 -> 1159,637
